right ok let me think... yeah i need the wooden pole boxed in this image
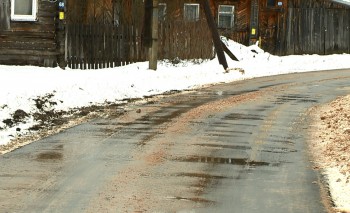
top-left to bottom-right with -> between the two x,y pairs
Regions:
149,0 -> 158,70
202,0 -> 228,70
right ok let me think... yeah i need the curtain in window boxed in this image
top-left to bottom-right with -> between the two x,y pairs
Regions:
14,0 -> 32,15
184,4 -> 199,21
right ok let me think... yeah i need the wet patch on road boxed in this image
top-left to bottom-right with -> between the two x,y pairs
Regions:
223,113 -> 265,121
172,156 -> 280,167
36,151 -> 63,161
193,143 -> 251,150
192,143 -> 297,154
166,196 -> 216,205
175,172 -> 230,180
275,94 -> 318,105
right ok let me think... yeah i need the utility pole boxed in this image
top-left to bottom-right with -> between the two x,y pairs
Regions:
149,0 -> 158,70
249,0 -> 259,45
202,0 -> 228,70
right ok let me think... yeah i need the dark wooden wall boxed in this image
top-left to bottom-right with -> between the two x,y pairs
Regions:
285,0 -> 350,55
258,0 -> 288,54
0,0 -> 58,67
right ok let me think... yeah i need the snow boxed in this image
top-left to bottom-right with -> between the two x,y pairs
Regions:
0,38 -> 350,210
326,167 -> 350,211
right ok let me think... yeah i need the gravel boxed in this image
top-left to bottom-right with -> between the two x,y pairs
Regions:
309,95 -> 350,213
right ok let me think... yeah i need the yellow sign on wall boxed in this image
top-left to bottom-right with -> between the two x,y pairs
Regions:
251,28 -> 256,35
59,12 -> 65,20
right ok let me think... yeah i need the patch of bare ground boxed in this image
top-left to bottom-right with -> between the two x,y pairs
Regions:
309,95 -> 350,213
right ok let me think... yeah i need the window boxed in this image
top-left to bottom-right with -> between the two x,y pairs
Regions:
267,0 -> 276,7
11,0 -> 37,21
218,5 -> 234,29
184,3 -> 199,21
158,3 -> 166,21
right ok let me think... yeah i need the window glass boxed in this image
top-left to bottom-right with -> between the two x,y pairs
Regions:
11,0 -> 37,21
14,0 -> 32,15
267,0 -> 276,7
218,5 -> 234,29
159,3 -> 166,21
184,4 -> 199,21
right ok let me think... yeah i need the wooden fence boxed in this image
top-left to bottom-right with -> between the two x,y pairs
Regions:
66,23 -> 145,69
66,20 -> 215,69
159,19 -> 214,60
286,8 -> 350,55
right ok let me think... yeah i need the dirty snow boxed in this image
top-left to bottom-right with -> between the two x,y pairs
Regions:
310,95 -> 350,212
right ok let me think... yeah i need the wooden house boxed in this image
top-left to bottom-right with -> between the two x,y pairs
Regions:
159,0 -> 349,55
0,0 -> 61,67
0,0 -> 349,68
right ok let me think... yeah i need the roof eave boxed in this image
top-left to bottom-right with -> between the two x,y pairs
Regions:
331,0 -> 350,7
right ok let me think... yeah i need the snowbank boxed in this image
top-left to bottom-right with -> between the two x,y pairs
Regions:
1,39 -> 350,147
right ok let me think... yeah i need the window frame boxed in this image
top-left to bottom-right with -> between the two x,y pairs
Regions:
217,5 -> 235,29
158,3 -> 167,21
11,0 -> 38,22
184,3 -> 200,22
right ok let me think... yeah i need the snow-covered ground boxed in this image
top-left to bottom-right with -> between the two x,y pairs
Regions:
1,39 -> 350,210
1,39 -> 350,147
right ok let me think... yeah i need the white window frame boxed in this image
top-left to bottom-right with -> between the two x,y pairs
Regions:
11,0 -> 38,22
158,3 -> 167,21
218,5 -> 235,29
184,3 -> 200,21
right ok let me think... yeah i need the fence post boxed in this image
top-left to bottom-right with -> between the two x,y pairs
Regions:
149,0 -> 158,70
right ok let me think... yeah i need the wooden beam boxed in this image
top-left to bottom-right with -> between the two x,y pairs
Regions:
221,41 -> 239,61
202,0 -> 228,70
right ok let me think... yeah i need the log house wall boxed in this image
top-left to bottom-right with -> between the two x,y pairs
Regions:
0,0 -> 59,67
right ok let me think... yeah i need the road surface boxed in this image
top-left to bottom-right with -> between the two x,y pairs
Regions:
1,69 -> 350,212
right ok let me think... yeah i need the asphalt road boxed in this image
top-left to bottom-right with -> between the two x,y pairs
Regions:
1,69 -> 350,213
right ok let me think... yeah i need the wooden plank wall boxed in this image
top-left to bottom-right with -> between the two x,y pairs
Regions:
286,5 -> 350,55
324,8 -> 350,54
0,0 -> 58,67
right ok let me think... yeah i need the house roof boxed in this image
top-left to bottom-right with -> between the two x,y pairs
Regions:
332,0 -> 350,6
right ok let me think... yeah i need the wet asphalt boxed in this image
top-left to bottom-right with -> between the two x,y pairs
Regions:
1,69 -> 350,212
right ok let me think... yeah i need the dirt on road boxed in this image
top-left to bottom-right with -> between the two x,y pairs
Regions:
309,95 -> 350,213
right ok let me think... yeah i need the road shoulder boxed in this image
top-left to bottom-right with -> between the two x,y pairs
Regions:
309,95 -> 350,213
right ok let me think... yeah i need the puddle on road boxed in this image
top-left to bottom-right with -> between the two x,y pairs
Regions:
262,147 -> 297,154
275,95 -> 318,104
36,152 -> 63,161
54,144 -> 64,150
223,113 -> 264,121
193,143 -> 250,150
205,131 -> 253,137
227,89 -> 258,96
175,172 -> 229,180
193,143 -> 297,154
173,156 -> 277,167
211,122 -> 257,128
258,83 -> 284,89
269,137 -> 295,145
166,196 -> 215,205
